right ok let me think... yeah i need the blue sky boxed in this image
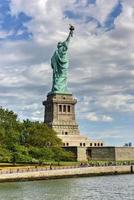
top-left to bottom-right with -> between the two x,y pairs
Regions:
0,0 -> 134,146
0,0 -> 32,40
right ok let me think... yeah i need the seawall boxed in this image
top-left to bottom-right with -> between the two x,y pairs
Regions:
0,165 -> 133,182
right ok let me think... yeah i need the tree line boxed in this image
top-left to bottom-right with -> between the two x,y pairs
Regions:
0,107 -> 75,164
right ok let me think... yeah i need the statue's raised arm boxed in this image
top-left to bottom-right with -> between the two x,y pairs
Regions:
50,25 -> 75,94
66,24 -> 75,45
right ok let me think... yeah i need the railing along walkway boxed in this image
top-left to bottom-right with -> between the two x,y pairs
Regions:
0,162 -> 134,175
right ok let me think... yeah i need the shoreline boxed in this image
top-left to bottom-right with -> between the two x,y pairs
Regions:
0,165 -> 133,182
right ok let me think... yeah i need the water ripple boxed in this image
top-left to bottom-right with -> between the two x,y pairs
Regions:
0,174 -> 133,200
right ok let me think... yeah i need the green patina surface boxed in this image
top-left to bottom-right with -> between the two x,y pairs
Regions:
50,26 -> 74,94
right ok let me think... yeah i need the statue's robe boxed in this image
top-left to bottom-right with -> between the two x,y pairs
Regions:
51,41 -> 69,93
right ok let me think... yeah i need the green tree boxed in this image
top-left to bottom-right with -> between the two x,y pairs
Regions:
0,145 -> 12,162
52,147 -> 75,162
23,121 -> 62,148
0,107 -> 21,149
0,107 -> 75,163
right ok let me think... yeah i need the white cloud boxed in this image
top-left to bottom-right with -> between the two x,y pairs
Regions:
84,112 -> 113,122
0,0 -> 134,145
86,0 -> 119,23
97,94 -> 134,112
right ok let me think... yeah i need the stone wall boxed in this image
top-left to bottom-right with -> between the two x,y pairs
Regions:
0,165 -> 133,182
64,146 -> 88,161
89,147 -> 115,161
87,147 -> 134,161
77,147 -> 87,161
115,147 -> 134,161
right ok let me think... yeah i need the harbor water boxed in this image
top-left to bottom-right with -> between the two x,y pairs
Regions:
0,174 -> 133,200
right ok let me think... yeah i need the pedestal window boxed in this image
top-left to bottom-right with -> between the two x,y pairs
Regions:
59,105 -> 62,112
63,105 -> 66,112
68,105 -> 70,112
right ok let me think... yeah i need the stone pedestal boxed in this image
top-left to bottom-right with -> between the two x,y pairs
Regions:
43,93 -> 104,161
43,93 -> 80,136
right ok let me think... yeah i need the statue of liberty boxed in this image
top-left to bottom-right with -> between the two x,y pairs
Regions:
50,25 -> 75,94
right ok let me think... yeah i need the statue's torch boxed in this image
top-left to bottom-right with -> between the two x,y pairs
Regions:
69,24 -> 75,37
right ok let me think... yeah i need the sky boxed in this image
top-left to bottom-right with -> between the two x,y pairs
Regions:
0,0 -> 134,146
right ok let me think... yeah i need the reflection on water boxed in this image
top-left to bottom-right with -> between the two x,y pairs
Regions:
0,174 -> 133,200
